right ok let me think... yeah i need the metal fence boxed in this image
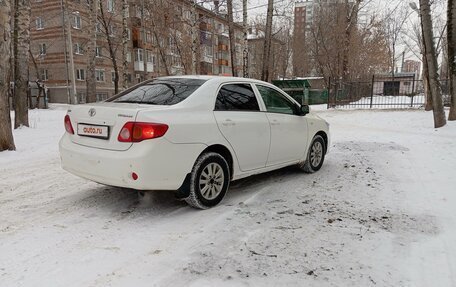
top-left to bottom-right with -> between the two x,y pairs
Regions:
327,76 -> 450,109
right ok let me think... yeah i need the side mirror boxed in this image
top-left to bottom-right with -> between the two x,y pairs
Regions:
300,105 -> 310,116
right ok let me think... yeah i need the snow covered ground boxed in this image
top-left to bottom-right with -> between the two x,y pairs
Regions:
1,105 -> 456,287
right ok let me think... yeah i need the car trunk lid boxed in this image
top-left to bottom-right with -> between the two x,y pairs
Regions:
67,103 -> 162,151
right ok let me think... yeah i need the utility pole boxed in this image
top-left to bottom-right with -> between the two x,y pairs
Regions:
60,0 -> 71,104
66,9 -> 78,104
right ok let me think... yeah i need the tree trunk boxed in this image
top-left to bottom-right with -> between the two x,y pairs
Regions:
422,53 -> 433,110
341,0 -> 360,82
448,0 -> 456,120
420,0 -> 446,128
227,0 -> 237,77
261,0 -> 273,82
121,0 -> 128,90
13,0 -> 30,128
190,1 -> 198,75
99,0 -> 119,94
28,49 -> 43,109
0,0 -> 16,151
242,0 -> 248,78
86,0 -> 97,102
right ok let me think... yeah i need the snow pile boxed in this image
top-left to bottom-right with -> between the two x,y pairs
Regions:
1,107 -> 455,286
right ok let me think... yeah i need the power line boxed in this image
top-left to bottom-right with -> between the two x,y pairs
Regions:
233,0 -> 286,13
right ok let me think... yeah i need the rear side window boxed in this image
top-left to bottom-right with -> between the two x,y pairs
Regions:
215,84 -> 260,111
107,78 -> 206,105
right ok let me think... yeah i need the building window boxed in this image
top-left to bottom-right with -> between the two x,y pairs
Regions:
96,93 -> 108,102
111,71 -> 116,82
39,43 -> 46,55
72,13 -> 81,29
126,52 -> 131,62
136,5 -> 142,18
74,43 -> 83,55
134,49 -> 143,62
127,73 -> 132,83
96,22 -> 102,33
107,0 -> 114,13
95,46 -> 102,57
109,24 -> 116,36
95,69 -> 105,82
146,50 -> 154,63
40,69 -> 48,81
78,93 -> 86,103
76,69 -> 85,80
36,17 -> 44,30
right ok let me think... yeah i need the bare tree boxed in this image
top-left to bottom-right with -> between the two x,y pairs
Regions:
306,5 -> 389,82
383,3 -> 412,78
86,0 -> 97,102
98,0 -> 121,94
419,0 -> 446,128
28,50 -> 45,109
13,0 -> 30,128
121,0 -> 129,90
261,0 -> 273,82
0,0 -> 16,151
448,0 -> 456,120
242,0 -> 248,77
227,0 -> 237,76
190,0 -> 198,74
341,0 -> 362,81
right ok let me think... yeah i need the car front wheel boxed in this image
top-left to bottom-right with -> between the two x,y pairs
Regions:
300,135 -> 326,173
185,152 -> 230,209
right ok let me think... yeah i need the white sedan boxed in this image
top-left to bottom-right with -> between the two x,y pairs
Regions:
59,76 -> 330,209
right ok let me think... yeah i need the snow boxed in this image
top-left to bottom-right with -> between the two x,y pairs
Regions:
1,105 -> 456,286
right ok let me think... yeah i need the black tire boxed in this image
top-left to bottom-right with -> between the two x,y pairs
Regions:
185,152 -> 230,209
300,135 -> 326,173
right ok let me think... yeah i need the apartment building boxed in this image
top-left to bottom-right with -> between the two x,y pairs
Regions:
30,0 -> 244,104
402,60 -> 421,79
293,0 -> 356,77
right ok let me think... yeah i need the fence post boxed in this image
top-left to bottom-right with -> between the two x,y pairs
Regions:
411,73 -> 416,107
369,75 -> 374,108
327,77 -> 331,109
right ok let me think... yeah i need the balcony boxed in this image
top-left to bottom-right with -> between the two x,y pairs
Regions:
199,22 -> 212,31
218,59 -> 229,66
134,61 -> 154,72
218,44 -> 228,51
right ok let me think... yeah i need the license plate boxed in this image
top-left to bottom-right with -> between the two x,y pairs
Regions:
77,124 -> 109,139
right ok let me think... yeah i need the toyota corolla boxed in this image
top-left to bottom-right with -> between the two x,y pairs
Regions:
59,76 -> 330,209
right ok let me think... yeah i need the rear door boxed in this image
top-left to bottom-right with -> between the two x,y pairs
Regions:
213,83 -> 270,171
254,85 -> 308,166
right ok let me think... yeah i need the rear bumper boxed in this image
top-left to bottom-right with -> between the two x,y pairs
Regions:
59,134 -> 206,190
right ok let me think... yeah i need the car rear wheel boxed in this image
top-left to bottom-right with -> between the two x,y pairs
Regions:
300,135 -> 325,173
185,152 -> 230,209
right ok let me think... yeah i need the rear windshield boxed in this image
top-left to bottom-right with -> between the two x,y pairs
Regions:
107,78 -> 207,105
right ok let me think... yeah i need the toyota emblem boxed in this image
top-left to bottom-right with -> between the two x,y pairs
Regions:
88,108 -> 96,117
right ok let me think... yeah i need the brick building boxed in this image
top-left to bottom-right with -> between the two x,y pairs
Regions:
30,0 -> 244,104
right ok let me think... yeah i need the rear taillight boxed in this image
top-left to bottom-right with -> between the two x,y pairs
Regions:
64,115 -> 74,134
117,122 -> 168,142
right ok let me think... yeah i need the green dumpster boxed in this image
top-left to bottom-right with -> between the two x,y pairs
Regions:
272,79 -> 328,105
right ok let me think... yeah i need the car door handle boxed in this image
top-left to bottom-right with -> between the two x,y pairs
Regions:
271,119 -> 280,126
222,119 -> 236,126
